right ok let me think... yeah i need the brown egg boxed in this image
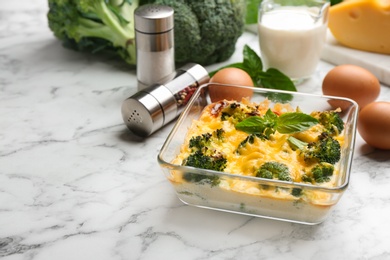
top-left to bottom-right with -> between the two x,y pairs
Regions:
322,65 -> 380,111
209,67 -> 254,102
358,101 -> 390,150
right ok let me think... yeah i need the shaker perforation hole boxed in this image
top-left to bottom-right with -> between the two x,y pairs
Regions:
128,109 -> 142,124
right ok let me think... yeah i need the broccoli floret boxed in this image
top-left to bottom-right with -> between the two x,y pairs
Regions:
288,133 -> 341,165
221,110 -> 248,124
47,0 -> 138,65
236,133 -> 268,154
183,150 -> 227,172
236,135 -> 255,154
184,129 -> 227,171
215,128 -> 225,140
182,150 -> 226,186
312,163 -> 334,183
188,129 -> 224,152
143,0 -> 246,65
189,133 -> 212,151
301,162 -> 334,184
291,188 -> 303,197
256,162 -> 291,181
312,110 -> 344,136
220,102 -> 255,124
306,134 -> 341,165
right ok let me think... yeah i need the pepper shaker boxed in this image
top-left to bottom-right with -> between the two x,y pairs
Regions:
134,4 -> 175,90
121,63 -> 210,137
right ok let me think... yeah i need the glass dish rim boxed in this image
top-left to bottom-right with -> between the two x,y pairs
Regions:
157,83 -> 359,193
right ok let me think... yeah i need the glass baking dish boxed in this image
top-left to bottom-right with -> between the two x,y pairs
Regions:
157,83 -> 358,225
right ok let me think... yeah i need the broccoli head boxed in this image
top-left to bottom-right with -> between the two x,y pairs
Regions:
188,129 -> 224,152
288,133 -> 341,165
220,102 -> 256,125
312,162 -> 334,183
189,132 -> 212,151
312,110 -> 344,136
302,162 -> 335,183
184,129 -> 227,171
48,0 -> 246,66
236,133 -> 268,154
182,129 -> 226,186
142,0 -> 246,65
47,0 -> 138,65
183,150 -> 227,172
256,162 -> 292,181
182,150 -> 226,186
236,134 -> 255,155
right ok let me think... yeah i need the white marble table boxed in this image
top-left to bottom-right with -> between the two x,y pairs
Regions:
1,1 -> 390,259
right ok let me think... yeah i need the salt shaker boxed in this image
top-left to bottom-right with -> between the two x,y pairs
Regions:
134,4 -> 175,90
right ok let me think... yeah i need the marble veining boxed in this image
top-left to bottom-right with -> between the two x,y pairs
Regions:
1,1 -> 390,259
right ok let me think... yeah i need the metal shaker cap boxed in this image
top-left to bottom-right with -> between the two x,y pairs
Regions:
180,63 -> 210,85
121,85 -> 176,137
134,4 -> 174,33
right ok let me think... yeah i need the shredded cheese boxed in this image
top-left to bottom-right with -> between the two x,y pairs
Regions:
171,99 -> 345,205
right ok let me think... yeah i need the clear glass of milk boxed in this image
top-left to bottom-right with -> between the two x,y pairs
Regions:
258,0 -> 330,84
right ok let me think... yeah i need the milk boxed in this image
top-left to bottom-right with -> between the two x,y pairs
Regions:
258,7 -> 327,81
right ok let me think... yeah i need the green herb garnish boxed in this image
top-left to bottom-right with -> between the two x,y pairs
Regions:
235,109 -> 319,137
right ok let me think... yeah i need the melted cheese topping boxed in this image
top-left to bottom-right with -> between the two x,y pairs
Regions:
171,99 -> 345,205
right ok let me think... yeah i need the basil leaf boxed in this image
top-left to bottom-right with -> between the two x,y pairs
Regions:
263,108 -> 278,125
261,68 -> 297,92
235,116 -> 266,134
276,113 -> 319,134
243,45 -> 263,72
258,69 -> 296,102
235,109 -> 278,137
261,109 -> 278,137
245,0 -> 262,24
236,111 -> 318,136
265,92 -> 293,103
331,0 -> 342,5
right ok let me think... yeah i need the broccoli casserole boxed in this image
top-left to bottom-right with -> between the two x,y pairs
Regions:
158,84 -> 358,224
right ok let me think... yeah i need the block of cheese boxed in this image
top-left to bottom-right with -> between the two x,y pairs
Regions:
328,0 -> 390,54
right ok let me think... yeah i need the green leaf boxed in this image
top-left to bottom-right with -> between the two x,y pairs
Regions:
245,0 -> 262,24
261,68 -> 297,92
262,109 -> 278,137
330,0 -> 343,5
235,109 -> 278,137
243,45 -> 263,72
264,92 -> 294,103
287,136 -> 307,150
235,116 -> 267,134
276,113 -> 319,134
235,111 -> 319,136
263,108 -> 278,125
259,68 -> 297,102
